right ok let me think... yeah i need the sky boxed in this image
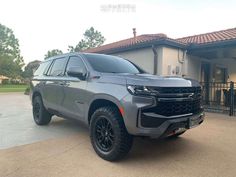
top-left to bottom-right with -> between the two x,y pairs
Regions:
1,0 -> 236,64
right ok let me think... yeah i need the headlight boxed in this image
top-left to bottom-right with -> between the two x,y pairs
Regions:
127,85 -> 155,96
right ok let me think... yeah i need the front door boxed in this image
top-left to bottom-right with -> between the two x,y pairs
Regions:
61,56 -> 88,121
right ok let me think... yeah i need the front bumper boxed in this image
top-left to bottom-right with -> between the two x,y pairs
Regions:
121,94 -> 204,138
136,111 -> 204,138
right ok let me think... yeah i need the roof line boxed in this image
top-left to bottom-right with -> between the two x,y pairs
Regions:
103,38 -> 187,54
188,38 -> 236,50
176,27 -> 236,40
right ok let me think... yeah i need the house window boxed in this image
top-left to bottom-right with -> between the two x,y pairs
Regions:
214,66 -> 227,83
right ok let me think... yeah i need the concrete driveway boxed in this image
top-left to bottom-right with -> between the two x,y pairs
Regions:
1,93 -> 236,177
0,93 -> 86,149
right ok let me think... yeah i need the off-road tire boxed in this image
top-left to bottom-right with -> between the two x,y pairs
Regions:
33,95 -> 52,125
90,106 -> 133,161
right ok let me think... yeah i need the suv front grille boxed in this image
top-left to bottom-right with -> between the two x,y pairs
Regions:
144,99 -> 201,117
140,87 -> 202,127
148,86 -> 202,95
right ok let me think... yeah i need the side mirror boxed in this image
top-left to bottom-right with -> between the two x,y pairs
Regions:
67,67 -> 86,80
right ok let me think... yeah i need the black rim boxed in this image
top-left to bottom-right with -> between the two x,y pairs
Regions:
94,116 -> 115,152
33,101 -> 40,120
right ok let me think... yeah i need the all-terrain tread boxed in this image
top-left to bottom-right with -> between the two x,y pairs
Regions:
90,106 -> 133,161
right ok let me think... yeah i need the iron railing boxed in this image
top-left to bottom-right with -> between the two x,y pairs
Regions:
200,82 -> 236,116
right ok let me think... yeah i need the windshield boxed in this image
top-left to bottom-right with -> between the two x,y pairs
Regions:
84,54 -> 144,74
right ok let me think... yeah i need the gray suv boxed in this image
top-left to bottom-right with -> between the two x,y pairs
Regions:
30,53 -> 204,161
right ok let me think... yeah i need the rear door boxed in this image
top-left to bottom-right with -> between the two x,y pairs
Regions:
61,55 -> 88,121
31,60 -> 52,100
42,57 -> 68,112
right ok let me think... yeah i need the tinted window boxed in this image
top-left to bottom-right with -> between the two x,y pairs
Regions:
34,61 -> 51,76
66,56 -> 86,73
49,57 -> 67,76
85,54 -> 143,74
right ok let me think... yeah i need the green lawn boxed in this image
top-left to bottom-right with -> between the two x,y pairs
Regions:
0,84 -> 28,92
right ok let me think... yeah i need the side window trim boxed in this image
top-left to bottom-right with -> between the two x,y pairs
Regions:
78,54 -> 90,72
43,60 -> 53,75
47,60 -> 55,76
61,56 -> 69,76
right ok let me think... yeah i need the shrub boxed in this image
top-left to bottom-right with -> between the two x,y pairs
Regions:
24,87 -> 30,95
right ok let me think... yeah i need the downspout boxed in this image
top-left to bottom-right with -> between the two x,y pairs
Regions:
152,45 -> 158,75
178,49 -> 187,77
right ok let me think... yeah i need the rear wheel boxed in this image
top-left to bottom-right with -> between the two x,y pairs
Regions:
90,106 -> 133,161
33,95 -> 52,125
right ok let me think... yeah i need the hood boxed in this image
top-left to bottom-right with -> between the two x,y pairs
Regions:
97,73 -> 200,87
125,74 -> 200,87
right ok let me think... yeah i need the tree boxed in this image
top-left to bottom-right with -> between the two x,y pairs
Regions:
68,27 -> 105,52
0,55 -> 22,78
44,49 -> 63,59
23,60 -> 41,78
0,23 -> 24,78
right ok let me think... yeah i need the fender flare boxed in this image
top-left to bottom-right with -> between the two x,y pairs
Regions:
85,94 -> 123,125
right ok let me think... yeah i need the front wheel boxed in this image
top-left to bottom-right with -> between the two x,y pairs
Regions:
33,95 -> 52,125
90,106 -> 133,161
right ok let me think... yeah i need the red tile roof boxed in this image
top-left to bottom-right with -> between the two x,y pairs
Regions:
176,27 -> 236,44
84,33 -> 168,53
84,27 -> 236,53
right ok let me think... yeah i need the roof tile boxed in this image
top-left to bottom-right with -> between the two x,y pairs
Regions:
176,27 -> 236,44
84,33 -> 167,53
84,27 -> 236,53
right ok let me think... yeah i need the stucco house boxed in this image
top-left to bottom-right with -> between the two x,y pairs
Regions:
0,75 -> 9,84
85,28 -> 236,115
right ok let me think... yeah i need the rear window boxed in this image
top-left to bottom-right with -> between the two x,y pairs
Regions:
84,54 -> 144,74
34,61 -> 51,76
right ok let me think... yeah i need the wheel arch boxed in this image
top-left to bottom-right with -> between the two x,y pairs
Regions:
31,90 -> 42,102
33,91 -> 41,98
87,95 -> 124,125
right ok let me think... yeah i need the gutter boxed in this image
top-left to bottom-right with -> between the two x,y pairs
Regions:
152,45 -> 158,75
178,49 -> 186,64
178,49 -> 187,77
